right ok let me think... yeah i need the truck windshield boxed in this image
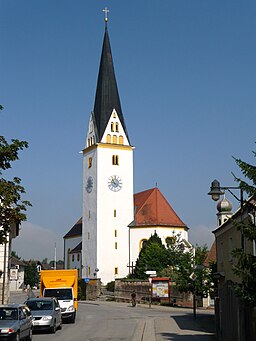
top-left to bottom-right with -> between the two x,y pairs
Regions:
44,288 -> 72,300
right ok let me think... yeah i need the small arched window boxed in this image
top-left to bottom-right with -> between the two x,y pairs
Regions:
139,239 -> 147,250
112,155 -> 119,165
106,134 -> 111,143
113,135 -> 117,144
119,136 -> 124,145
111,122 -> 114,132
115,122 -> 119,132
88,157 -> 92,168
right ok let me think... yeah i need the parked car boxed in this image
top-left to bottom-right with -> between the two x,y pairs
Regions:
25,297 -> 62,333
0,304 -> 33,340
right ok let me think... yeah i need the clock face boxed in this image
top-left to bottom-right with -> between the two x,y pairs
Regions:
86,176 -> 93,193
108,175 -> 122,192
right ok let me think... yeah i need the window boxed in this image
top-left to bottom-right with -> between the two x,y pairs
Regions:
114,209 -> 117,217
106,134 -> 111,143
88,157 -> 92,168
111,122 -> 114,132
115,122 -> 119,132
119,136 -> 124,144
87,139 -> 90,147
166,237 -> 175,246
114,230 -> 117,237
77,254 -> 80,262
113,135 -> 117,144
114,267 -> 118,275
115,242 -> 117,249
88,232 -> 90,240
139,239 -> 147,250
88,267 -> 91,275
89,210 -> 90,219
113,112 -> 116,118
72,254 -> 74,262
112,155 -> 119,165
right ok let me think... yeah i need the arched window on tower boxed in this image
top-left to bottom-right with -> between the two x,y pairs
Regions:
118,135 -> 124,145
111,122 -> 114,132
113,135 -> 117,144
88,157 -> 92,168
112,155 -> 119,165
115,122 -> 119,132
106,134 -> 111,143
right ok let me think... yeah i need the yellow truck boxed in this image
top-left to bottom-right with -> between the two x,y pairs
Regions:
40,269 -> 78,323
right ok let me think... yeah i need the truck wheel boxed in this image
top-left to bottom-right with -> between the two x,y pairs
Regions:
70,312 -> 76,323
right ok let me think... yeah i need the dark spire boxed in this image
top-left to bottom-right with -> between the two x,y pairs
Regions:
93,26 -> 130,143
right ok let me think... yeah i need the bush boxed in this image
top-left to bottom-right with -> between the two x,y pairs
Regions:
106,281 -> 115,292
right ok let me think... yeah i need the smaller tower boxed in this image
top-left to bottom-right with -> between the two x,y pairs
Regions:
216,195 -> 233,227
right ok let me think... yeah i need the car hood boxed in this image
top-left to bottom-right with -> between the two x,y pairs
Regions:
30,310 -> 54,317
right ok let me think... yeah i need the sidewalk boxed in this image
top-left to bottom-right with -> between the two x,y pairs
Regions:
132,304 -> 216,341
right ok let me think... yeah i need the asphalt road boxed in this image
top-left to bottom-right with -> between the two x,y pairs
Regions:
10,291 -> 216,340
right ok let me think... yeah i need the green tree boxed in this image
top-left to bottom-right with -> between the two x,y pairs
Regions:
24,261 -> 39,288
231,149 -> 256,306
160,235 -> 194,292
11,251 -> 20,260
0,106 -> 31,242
132,232 -> 169,279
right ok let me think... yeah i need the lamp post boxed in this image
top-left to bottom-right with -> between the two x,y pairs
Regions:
208,179 -> 244,249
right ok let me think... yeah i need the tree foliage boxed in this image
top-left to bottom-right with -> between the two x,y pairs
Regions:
24,261 -> 39,287
132,232 -> 169,279
231,148 -> 256,306
0,106 -> 31,243
130,232 -> 215,296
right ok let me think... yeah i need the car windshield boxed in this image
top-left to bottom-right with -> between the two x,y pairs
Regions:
44,288 -> 72,300
26,300 -> 53,311
0,308 -> 18,320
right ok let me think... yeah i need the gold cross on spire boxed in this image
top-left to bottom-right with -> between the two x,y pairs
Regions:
102,7 -> 109,23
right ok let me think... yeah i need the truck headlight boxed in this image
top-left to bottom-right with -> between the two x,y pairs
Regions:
67,305 -> 74,312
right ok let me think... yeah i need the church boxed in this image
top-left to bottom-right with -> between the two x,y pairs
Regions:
63,15 -> 190,284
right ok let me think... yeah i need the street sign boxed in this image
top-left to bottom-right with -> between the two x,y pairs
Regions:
189,272 -> 197,281
84,277 -> 90,283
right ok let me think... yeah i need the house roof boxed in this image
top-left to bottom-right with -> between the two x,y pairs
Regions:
10,257 -> 26,267
63,217 -> 82,239
132,188 -> 187,228
204,240 -> 216,266
93,26 -> 130,143
70,242 -> 82,254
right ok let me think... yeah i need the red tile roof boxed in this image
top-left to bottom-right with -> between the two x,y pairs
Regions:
133,188 -> 187,228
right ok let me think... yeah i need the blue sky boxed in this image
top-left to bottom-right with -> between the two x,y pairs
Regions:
1,0 -> 255,260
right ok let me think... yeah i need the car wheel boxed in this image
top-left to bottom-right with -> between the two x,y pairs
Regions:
50,322 -> 56,334
27,328 -> 33,340
59,320 -> 62,330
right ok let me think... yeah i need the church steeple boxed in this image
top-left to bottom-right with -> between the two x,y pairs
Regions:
92,23 -> 130,143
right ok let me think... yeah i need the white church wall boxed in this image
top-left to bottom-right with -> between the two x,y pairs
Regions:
64,236 -> 82,269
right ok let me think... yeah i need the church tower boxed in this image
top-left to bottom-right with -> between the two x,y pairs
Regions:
82,17 -> 134,284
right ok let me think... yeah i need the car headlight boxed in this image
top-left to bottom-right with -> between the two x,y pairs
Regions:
42,316 -> 53,321
67,305 -> 74,312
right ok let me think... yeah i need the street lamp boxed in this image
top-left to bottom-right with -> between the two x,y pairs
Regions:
208,179 -> 244,248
